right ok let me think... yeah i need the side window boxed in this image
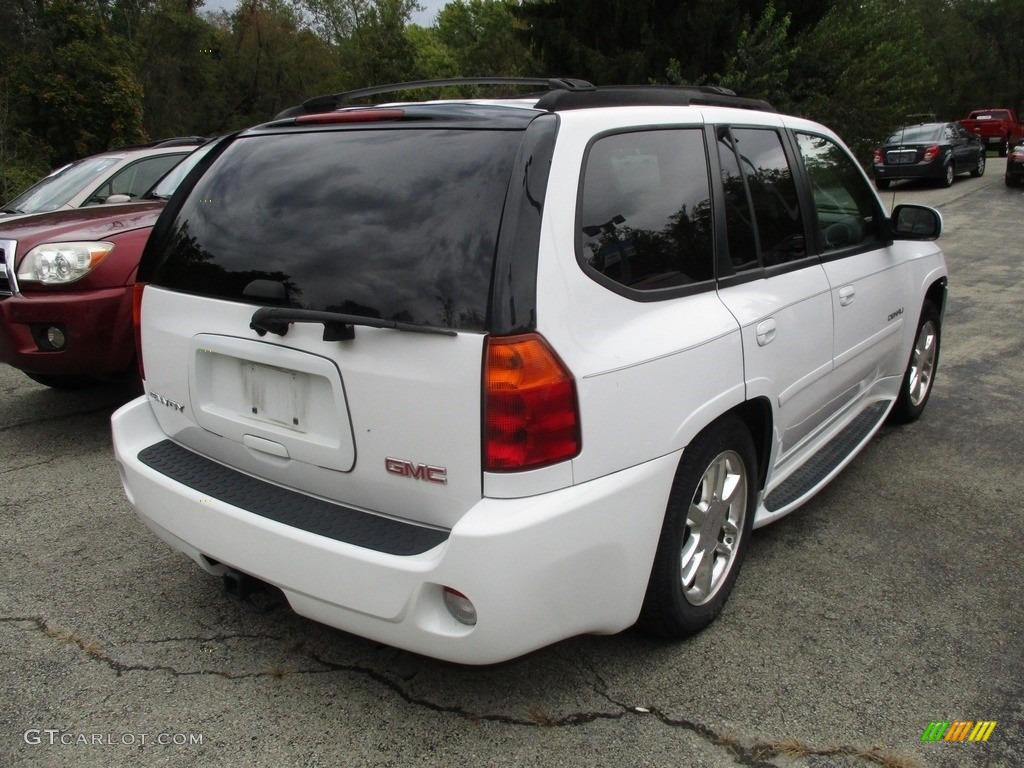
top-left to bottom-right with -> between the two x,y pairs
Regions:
795,133 -> 883,254
716,128 -> 758,272
723,127 -> 806,268
578,129 -> 714,293
85,154 -> 184,205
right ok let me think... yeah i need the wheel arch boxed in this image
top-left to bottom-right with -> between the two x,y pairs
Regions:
925,276 -> 948,321
693,398 -> 772,494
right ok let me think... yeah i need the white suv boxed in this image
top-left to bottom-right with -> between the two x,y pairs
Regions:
112,80 -> 946,664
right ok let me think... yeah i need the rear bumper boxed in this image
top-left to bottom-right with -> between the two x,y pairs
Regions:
111,395 -> 678,664
872,161 -> 943,182
0,286 -> 135,376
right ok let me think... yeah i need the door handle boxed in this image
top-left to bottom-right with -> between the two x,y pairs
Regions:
756,319 -> 777,347
839,285 -> 856,306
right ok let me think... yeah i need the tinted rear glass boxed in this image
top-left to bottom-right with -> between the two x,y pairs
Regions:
143,128 -> 525,331
885,125 -> 942,144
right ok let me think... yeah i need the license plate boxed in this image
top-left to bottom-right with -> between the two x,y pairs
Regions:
887,150 -> 916,165
242,361 -> 309,429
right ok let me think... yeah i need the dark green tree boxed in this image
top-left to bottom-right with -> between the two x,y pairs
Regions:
133,0 -> 225,138
434,0 -> 529,76
790,0 -> 937,161
514,0 -> 819,86
214,0 -> 338,125
13,0 -> 147,165
341,0 -> 421,86
953,0 -> 1024,115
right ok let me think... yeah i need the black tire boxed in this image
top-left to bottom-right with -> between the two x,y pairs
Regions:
888,300 -> 941,424
638,416 -> 757,638
998,139 -> 1008,158
24,372 -> 99,390
970,152 -> 986,177
875,178 -> 891,190
939,162 -> 955,188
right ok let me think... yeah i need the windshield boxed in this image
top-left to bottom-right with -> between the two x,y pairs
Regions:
3,156 -> 121,213
886,125 -> 943,144
147,142 -> 217,199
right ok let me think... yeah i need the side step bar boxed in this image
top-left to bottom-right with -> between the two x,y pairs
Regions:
765,401 -> 889,512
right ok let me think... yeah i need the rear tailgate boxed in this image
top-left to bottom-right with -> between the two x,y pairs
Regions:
134,117 -> 536,530
139,287 -> 484,530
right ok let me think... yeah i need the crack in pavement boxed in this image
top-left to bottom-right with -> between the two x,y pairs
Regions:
4,615 -> 921,767
0,456 -> 62,475
0,403 -> 122,433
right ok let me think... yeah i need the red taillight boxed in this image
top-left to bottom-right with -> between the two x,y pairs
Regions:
484,334 -> 581,471
922,145 -> 941,162
295,109 -> 405,124
132,282 -> 146,380
1010,149 -> 1024,162
873,149 -> 884,164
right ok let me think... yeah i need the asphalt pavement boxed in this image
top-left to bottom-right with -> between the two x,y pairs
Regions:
1,160 -> 1021,768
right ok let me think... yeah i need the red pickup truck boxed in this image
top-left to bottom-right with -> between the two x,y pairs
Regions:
959,108 -> 1024,156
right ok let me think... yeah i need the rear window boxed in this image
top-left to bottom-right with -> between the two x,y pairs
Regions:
886,125 -> 942,144
142,128 -> 525,331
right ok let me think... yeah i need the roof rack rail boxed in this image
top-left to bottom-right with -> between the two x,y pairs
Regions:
535,85 -> 776,114
113,136 -> 209,151
275,77 -> 595,119
151,136 -> 209,148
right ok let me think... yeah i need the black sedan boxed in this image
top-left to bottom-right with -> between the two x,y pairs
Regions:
1005,144 -> 1024,187
872,122 -> 986,189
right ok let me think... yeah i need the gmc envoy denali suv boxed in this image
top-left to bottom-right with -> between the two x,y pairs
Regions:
112,79 -> 946,664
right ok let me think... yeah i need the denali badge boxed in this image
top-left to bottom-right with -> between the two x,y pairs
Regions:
887,307 -> 905,322
385,457 -> 447,485
149,391 -> 185,412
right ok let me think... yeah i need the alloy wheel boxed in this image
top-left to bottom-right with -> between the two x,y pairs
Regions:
680,450 -> 748,606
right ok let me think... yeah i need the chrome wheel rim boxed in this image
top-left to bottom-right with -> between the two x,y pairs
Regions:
680,450 -> 748,606
945,164 -> 954,185
909,319 -> 938,407
978,155 -> 986,174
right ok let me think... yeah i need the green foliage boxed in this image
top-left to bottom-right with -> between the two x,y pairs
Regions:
790,0 -> 938,161
1,0 -> 1023,201
0,78 -> 50,203
406,24 -> 461,79
435,0 -> 528,76
13,0 -> 147,165
340,0 -> 421,87
134,0 -> 225,137
218,0 -> 338,124
715,3 -> 795,110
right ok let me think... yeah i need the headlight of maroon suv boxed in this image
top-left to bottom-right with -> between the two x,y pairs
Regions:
16,241 -> 114,285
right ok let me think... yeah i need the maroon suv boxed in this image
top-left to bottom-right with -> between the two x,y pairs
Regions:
0,142 -> 213,388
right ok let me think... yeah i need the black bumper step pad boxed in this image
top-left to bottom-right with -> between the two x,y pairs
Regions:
137,440 -> 449,556
764,401 -> 888,512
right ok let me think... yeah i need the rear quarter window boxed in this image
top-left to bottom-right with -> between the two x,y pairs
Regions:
141,128 -> 525,332
577,128 -> 714,295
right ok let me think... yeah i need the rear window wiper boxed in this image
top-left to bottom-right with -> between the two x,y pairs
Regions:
250,307 -> 457,340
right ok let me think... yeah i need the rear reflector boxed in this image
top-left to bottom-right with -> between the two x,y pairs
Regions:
484,333 -> 581,471
442,587 -> 477,626
132,282 -> 146,380
295,109 -> 405,125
